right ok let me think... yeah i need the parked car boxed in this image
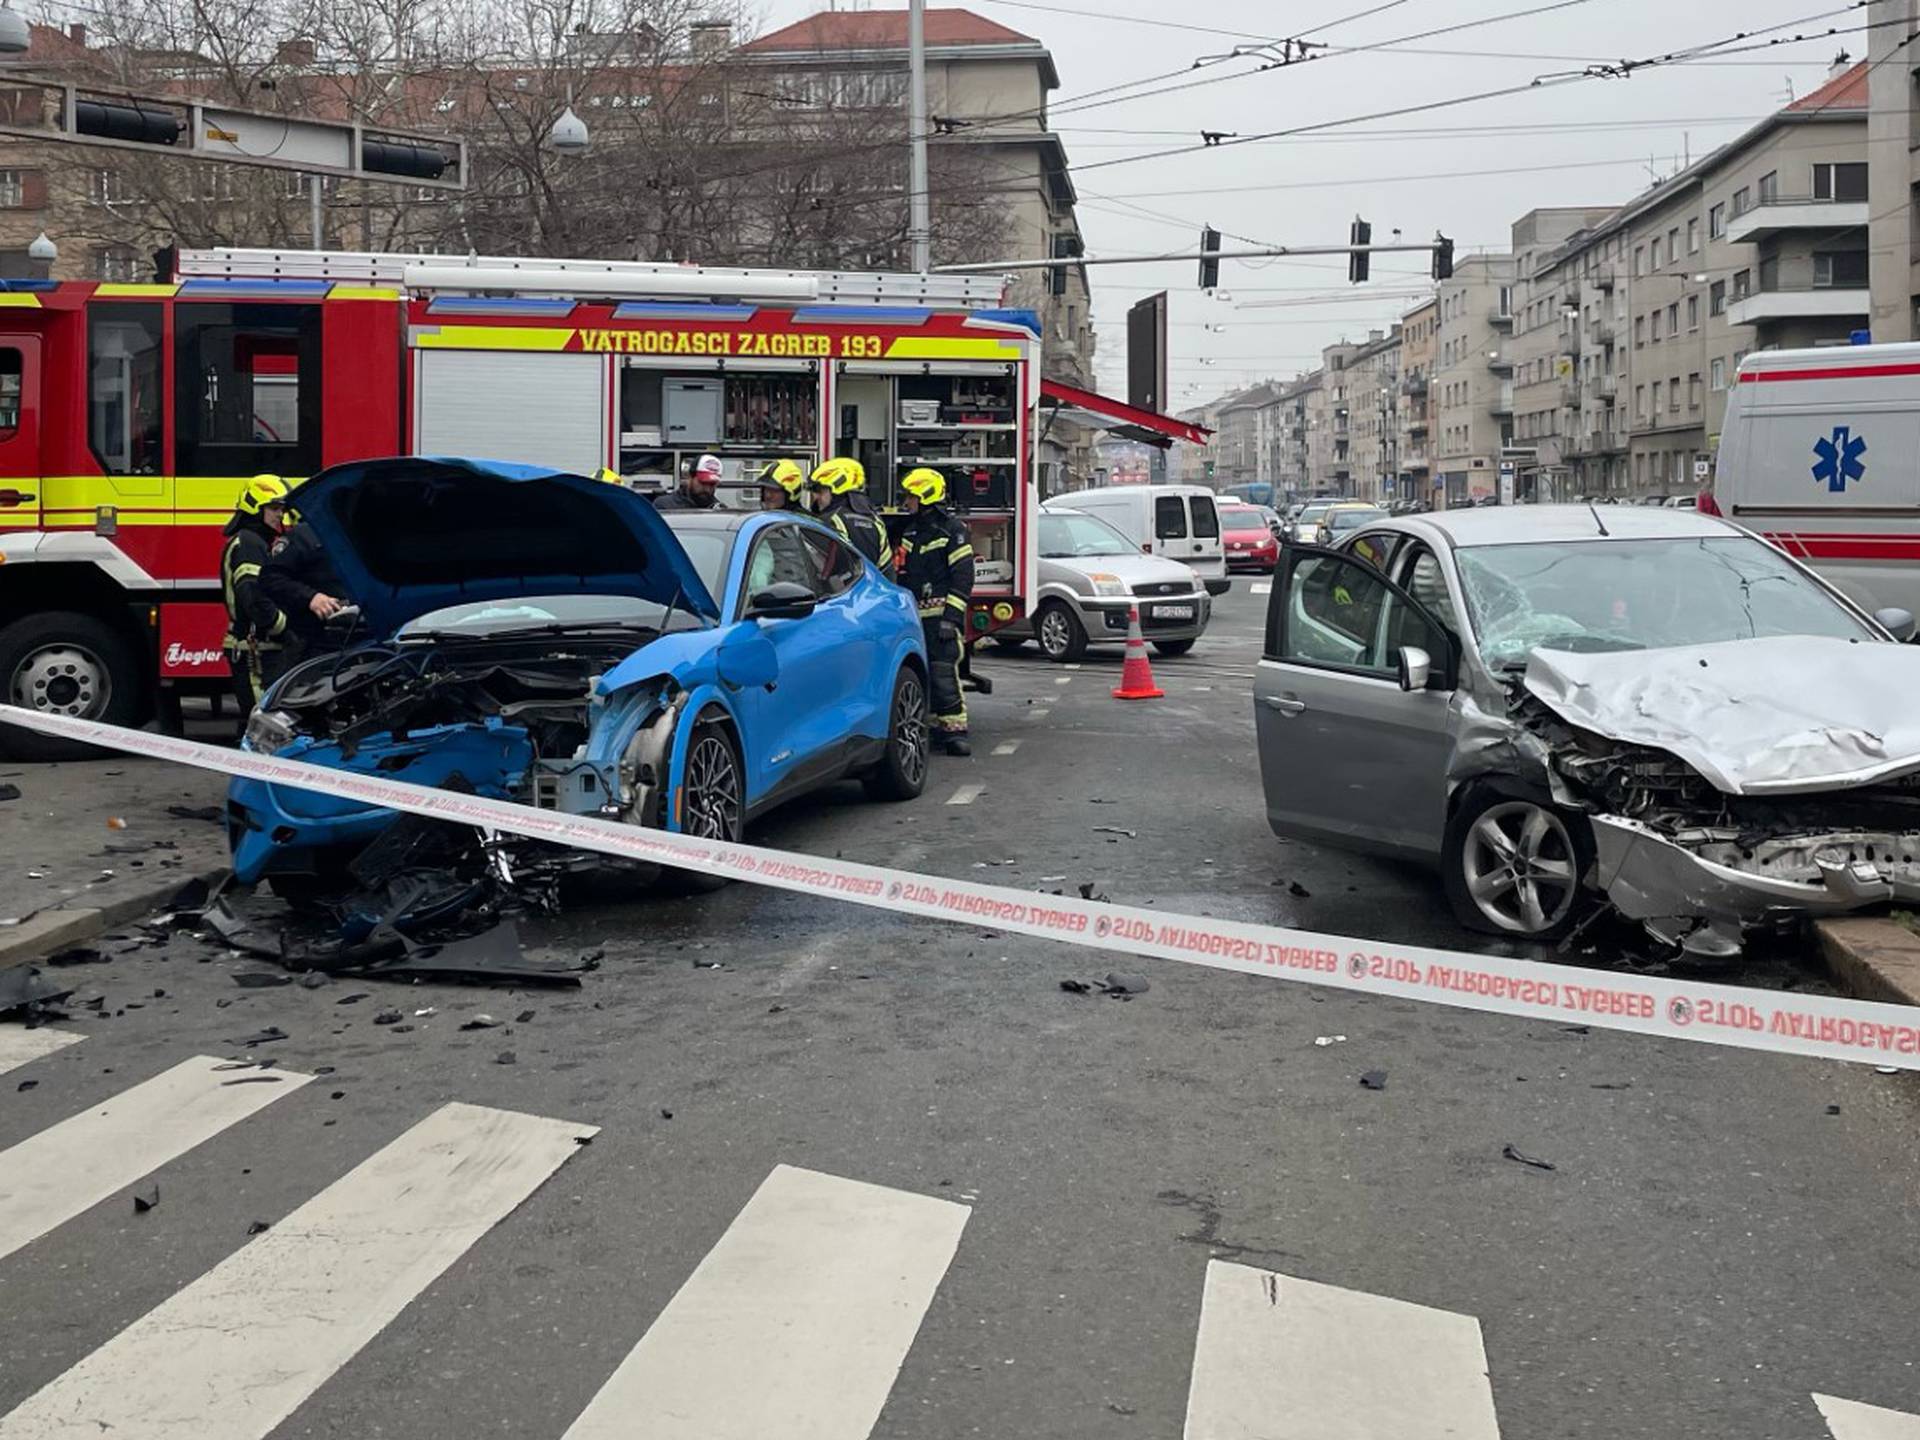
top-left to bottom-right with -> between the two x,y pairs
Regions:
1284,499 -> 1337,543
1041,486 -> 1229,595
226,457 -> 931,893
1217,501 -> 1280,572
995,508 -> 1210,662
1254,505 -> 1919,959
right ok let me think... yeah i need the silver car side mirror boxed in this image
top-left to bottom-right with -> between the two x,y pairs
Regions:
1397,645 -> 1432,692
1874,606 -> 1916,642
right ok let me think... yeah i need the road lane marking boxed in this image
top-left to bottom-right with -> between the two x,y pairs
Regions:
1816,1395 -> 1920,1439
560,1164 -> 968,1440
1250,581 -> 1272,595
0,1055 -> 311,1264
1028,708 -> 1050,721
1183,1263 -> 1501,1439
992,741 -> 1020,756
0,1026 -> 81,1078
945,784 -> 984,806
1054,676 -> 1072,685
0,1102 -> 595,1440
1065,663 -> 1082,670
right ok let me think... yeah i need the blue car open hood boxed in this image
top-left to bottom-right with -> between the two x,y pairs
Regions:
288,457 -> 721,637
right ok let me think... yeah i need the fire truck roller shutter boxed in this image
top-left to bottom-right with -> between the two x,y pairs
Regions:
413,350 -> 610,476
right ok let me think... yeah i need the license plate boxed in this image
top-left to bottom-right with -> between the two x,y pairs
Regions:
1155,603 -> 1195,620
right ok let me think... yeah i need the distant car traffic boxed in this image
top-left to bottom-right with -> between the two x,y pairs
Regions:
1044,486 -> 1230,596
1217,502 -> 1279,572
1254,505 -> 1919,959
1311,503 -> 1388,546
995,508 -> 1211,661
227,458 -> 931,895
1283,499 -> 1336,543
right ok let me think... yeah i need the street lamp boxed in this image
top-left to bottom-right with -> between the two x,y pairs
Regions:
547,102 -> 589,155
0,4 -> 29,55
27,232 -> 55,262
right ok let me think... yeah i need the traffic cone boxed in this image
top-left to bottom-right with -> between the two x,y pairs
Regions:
1112,605 -> 1164,700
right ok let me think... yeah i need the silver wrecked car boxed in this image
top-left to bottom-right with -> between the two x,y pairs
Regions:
993,508 -> 1212,662
1254,505 -> 1920,958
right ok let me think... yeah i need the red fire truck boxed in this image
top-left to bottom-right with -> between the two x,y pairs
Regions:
0,246 -> 1053,758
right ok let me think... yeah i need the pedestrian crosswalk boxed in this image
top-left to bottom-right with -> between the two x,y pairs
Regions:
0,1025 -> 80,1078
0,1030 -> 1913,1439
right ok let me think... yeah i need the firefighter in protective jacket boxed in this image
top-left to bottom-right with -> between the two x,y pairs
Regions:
807,457 -> 893,578
898,467 -> 974,755
757,458 -> 807,511
221,475 -> 293,708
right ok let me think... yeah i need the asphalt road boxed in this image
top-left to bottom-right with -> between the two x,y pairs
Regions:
3,581 -> 1919,1439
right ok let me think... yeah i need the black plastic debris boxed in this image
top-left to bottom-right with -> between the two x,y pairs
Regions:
46,946 -> 110,967
515,1009 -> 536,1024
1501,1144 -> 1556,1172
297,971 -> 330,990
233,971 -> 293,989
0,965 -> 74,1020
373,1009 -> 404,1025
336,993 -> 371,1006
16,1078 -> 36,1091
1359,1070 -> 1388,1091
1102,973 -> 1150,998
231,1026 -> 288,1046
1059,978 -> 1093,995
246,1220 -> 271,1235
1589,1081 -> 1632,1091
132,1183 -> 159,1214
0,782 -> 19,801
659,1108 -> 673,1120
1078,882 -> 1111,903
221,1075 -> 284,1086
459,1015 -> 501,1031
368,921 -> 585,988
1092,825 -> 1137,840
1288,881 -> 1311,899
166,804 -> 224,823
495,1050 -> 517,1065
1826,1103 -> 1842,1115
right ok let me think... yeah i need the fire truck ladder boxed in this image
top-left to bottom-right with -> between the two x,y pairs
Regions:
175,247 -> 1013,310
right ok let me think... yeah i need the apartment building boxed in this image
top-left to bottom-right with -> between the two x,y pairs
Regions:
1868,0 -> 1920,339
1306,341 -> 1362,495
1210,383 -> 1281,488
1507,206 -> 1617,499
1396,298 -> 1437,503
1266,374 -> 1317,498
1343,328 -> 1402,503
1433,254 -> 1516,503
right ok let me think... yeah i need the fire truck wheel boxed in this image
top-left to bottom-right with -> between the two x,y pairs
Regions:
0,611 -> 145,761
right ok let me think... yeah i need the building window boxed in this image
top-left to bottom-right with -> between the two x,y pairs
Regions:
1668,225 -> 1680,259
1635,384 -> 1647,418
1711,357 -> 1727,391
1686,217 -> 1700,253
0,171 -> 21,208
1668,378 -> 1681,413
1732,185 -> 1751,216
1757,170 -> 1778,203
1732,268 -> 1751,299
1686,295 -> 1699,330
1633,245 -> 1645,276
1812,161 -> 1868,202
1813,250 -> 1870,287
1651,237 -> 1662,269
1709,279 -> 1727,315
1635,315 -> 1645,347
1709,202 -> 1726,239
1666,302 -> 1679,333
92,246 -> 139,282
90,169 -> 129,206
1688,373 -> 1703,410
1650,311 -> 1662,342
1758,255 -> 1780,291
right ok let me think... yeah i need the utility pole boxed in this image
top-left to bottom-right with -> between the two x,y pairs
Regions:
907,0 -> 931,273
310,174 -> 323,247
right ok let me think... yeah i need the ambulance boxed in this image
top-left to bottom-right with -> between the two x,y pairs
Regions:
1717,341 -> 1920,633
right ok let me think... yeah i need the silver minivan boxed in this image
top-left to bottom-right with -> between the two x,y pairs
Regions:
1043,486 -> 1230,595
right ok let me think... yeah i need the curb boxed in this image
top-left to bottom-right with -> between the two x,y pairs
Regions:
0,867 -> 227,970
1814,917 -> 1920,1008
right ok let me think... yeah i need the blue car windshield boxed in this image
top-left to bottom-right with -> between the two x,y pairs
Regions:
399,591 -> 707,640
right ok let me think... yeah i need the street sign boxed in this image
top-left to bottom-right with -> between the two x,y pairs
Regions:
1127,293 -> 1169,416
1693,458 -> 1711,479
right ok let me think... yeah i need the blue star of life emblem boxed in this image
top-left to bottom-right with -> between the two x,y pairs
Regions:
1811,426 -> 1866,493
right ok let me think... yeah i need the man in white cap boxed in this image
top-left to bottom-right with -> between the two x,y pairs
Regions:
654,453 -> 724,511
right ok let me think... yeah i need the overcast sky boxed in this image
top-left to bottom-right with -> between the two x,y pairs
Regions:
763,0 -> 1854,410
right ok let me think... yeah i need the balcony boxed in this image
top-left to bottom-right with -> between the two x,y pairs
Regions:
1727,282 -> 1871,328
1589,318 -> 1617,348
1402,372 -> 1429,398
1486,353 -> 1513,375
1726,196 -> 1869,245
1588,264 -> 1617,292
1405,414 -> 1429,435
1402,449 -> 1429,472
1488,308 -> 1514,329
1489,394 -> 1514,417
1588,375 -> 1618,402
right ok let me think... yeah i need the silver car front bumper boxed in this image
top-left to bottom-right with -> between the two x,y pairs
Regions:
1072,591 -> 1212,645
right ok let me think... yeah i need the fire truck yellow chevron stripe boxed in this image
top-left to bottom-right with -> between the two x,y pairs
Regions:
883,336 -> 1024,360
0,294 -> 42,308
28,476 -> 310,522
329,286 -> 401,301
410,325 -> 577,352
95,283 -> 180,297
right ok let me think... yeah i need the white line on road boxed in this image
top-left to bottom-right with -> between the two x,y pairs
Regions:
1183,1262 -> 1501,1439
1250,581 -> 1272,595
992,740 -> 1020,756
1816,1395 -> 1920,1439
561,1164 -> 968,1440
1054,676 -> 1072,685
1028,708 -> 1050,722
1065,663 -> 1082,670
0,1102 -> 595,1440
945,784 -> 984,806
0,1026 -> 81,1078
0,1055 -> 310,1265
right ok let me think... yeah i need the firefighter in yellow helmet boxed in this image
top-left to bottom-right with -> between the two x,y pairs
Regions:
221,475 -> 294,710
757,458 -> 806,512
806,456 -> 893,578
898,467 -> 974,755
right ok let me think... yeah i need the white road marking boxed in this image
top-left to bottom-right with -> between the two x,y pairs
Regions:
1065,663 -> 1082,670
1250,581 -> 1272,595
945,784 -> 984,806
1054,676 -> 1072,685
1183,1263 -> 1501,1439
561,1164 -> 968,1440
0,1055 -> 311,1265
992,740 -> 1020,756
0,1102 -> 595,1440
1816,1395 -> 1920,1439
1028,708 -> 1050,722
0,1026 -> 81,1078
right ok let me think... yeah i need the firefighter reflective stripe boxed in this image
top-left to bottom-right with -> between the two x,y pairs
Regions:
918,605 -> 946,619
232,563 -> 262,581
268,610 -> 287,638
948,545 -> 973,561
917,535 -> 950,551
944,595 -> 968,613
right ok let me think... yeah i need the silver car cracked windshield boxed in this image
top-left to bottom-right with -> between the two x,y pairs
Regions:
1256,506 -> 1920,959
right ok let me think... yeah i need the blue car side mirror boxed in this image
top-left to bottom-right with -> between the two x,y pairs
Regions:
716,626 -> 779,691
746,582 -> 817,621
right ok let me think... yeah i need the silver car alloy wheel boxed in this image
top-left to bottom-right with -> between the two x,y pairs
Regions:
11,641 -> 110,719
895,672 -> 929,787
1461,800 -> 1578,934
683,733 -> 742,842
1038,606 -> 1074,659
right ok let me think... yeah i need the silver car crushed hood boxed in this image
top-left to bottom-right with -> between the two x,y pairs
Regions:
1523,635 -> 1920,796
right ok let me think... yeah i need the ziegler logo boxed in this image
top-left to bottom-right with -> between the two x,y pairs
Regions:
164,643 -> 224,666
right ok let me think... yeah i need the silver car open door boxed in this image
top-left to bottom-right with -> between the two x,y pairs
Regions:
1254,544 -> 1458,856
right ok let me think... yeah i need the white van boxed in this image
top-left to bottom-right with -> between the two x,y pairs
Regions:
1043,485 -> 1231,594
1718,343 -> 1920,628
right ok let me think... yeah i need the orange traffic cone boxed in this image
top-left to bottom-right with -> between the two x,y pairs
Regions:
1112,605 -> 1164,700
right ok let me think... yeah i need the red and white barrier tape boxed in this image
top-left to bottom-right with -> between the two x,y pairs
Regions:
3,702 -> 1916,1071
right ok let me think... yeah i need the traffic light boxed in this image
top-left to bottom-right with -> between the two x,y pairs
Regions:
1198,225 -> 1221,290
1433,234 -> 1454,281
1348,216 -> 1371,284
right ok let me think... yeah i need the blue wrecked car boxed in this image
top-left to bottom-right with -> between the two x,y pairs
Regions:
227,457 -> 931,893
